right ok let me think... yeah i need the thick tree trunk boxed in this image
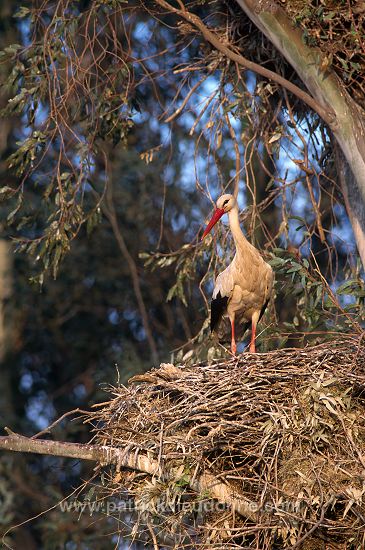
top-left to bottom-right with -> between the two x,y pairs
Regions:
235,0 -> 365,268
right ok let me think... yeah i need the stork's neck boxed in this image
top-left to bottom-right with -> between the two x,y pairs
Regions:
228,205 -> 249,250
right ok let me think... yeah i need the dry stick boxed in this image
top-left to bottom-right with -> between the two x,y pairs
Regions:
310,252 -> 362,335
305,173 -> 326,243
154,0 -> 336,127
336,414 -> 365,470
103,178 -> 159,365
0,433 -> 259,522
224,112 -> 241,199
189,88 -> 217,137
146,522 -> 159,550
165,73 -> 209,123
283,90 -> 326,244
31,408 -> 88,439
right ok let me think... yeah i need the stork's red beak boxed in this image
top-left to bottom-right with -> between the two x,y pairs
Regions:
202,208 -> 225,240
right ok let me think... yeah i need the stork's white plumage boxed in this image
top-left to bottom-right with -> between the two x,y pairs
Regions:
202,193 -> 273,354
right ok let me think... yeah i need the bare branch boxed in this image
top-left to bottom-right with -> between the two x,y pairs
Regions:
224,112 -> 241,199
0,432 -> 258,522
0,432 -> 106,462
154,0 -> 336,127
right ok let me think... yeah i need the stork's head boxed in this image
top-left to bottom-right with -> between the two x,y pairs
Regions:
202,193 -> 236,239
216,193 -> 236,212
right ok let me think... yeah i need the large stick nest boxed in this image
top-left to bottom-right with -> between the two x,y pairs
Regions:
88,336 -> 365,549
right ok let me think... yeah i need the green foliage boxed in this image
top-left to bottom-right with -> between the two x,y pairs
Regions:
287,0 -> 365,103
141,244 -> 203,308
267,247 -> 364,346
0,2 -> 137,276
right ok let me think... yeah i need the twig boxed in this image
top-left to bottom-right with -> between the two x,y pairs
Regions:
31,408 -> 88,439
224,112 -> 241,199
165,73 -> 209,122
154,0 -> 336,127
147,522 -> 159,550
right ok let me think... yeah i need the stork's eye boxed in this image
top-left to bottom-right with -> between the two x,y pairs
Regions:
223,199 -> 229,206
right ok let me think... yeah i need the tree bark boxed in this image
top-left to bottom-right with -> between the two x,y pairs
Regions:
234,0 -> 365,268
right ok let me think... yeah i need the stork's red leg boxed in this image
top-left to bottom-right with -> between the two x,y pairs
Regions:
249,322 -> 256,353
230,319 -> 237,355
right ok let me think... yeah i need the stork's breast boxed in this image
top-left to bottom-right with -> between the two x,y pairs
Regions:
231,259 -> 271,308
228,285 -> 261,319
236,261 -> 267,294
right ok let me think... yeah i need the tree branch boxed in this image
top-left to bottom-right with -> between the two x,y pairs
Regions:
0,432 -> 258,522
0,432 -> 107,462
154,0 -> 336,127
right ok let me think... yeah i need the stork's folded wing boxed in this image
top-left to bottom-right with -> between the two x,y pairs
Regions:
210,291 -> 229,332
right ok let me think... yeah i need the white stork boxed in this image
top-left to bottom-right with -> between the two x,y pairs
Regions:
202,193 -> 273,354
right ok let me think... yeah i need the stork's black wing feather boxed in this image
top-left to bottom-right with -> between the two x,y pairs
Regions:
210,292 -> 228,332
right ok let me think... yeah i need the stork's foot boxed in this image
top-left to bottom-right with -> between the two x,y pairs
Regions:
249,343 -> 256,353
231,340 -> 237,355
